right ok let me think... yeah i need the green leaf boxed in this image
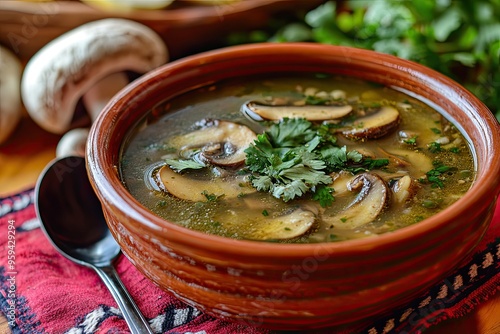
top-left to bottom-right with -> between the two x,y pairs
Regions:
404,136 -> 417,145
346,150 -> 363,163
336,12 -> 355,33
305,1 -> 336,29
202,190 -> 223,202
372,39 -> 408,57
422,163 -> 453,189
305,95 -> 330,105
458,26 -> 478,49
280,164 -> 331,186
405,0 -> 435,21
430,127 -> 442,134
165,159 -> 205,172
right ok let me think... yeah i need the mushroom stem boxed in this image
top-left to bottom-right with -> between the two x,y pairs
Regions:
82,72 -> 130,121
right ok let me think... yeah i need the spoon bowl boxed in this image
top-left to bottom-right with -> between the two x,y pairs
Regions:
35,156 -> 153,334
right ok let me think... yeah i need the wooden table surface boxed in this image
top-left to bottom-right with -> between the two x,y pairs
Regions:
1,117 -> 499,333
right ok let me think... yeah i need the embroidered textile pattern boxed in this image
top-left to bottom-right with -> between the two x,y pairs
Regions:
0,189 -> 499,334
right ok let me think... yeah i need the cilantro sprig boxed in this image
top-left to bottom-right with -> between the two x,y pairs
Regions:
244,118 -> 388,205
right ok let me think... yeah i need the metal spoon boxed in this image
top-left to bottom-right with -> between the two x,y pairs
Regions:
35,156 -> 154,334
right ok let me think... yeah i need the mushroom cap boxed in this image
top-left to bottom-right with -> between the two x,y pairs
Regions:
0,45 -> 23,144
56,128 -> 90,158
21,18 -> 168,134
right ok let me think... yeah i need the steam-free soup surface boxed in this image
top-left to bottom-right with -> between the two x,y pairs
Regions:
121,74 -> 474,243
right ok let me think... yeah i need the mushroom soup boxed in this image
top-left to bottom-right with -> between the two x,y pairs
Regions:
120,74 -> 474,243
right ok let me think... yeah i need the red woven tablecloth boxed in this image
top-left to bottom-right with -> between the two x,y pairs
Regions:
1,189 -> 499,334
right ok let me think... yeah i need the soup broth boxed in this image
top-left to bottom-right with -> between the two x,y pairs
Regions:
121,74 -> 474,243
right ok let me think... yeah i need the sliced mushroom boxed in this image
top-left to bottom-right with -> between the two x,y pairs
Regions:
342,106 -> 400,139
323,173 -> 390,230
392,175 -> 420,204
375,170 -> 410,182
157,165 -> 255,202
242,101 -> 352,121
171,120 -> 257,168
379,148 -> 433,175
249,208 -> 316,240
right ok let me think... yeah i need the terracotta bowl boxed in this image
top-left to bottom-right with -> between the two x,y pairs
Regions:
86,43 -> 500,330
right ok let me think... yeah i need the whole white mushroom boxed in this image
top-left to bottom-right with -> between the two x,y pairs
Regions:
56,128 -> 90,158
0,45 -> 23,145
21,18 -> 168,156
81,0 -> 175,11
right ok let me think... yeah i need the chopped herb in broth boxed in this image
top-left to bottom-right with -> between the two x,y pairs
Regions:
120,74 -> 475,243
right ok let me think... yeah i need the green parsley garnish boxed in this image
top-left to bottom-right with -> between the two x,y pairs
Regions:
360,158 -> 390,171
312,185 -> 335,208
156,200 -> 167,208
422,199 -> 439,209
244,118 -> 388,204
430,127 -> 442,134
211,221 -> 222,227
262,209 -> 269,217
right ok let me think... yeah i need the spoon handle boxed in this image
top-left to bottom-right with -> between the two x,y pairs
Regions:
95,265 -> 154,334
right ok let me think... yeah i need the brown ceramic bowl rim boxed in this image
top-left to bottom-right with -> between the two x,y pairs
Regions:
87,42 -> 500,258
